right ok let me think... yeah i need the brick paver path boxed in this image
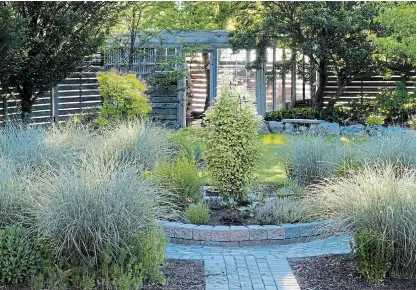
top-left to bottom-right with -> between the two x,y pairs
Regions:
165,234 -> 351,290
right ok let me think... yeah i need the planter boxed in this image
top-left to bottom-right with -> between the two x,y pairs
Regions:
160,220 -> 329,247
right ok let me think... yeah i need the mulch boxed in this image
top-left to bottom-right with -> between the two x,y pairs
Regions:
207,207 -> 257,226
1,260 -> 205,290
142,259 -> 205,290
289,254 -> 415,290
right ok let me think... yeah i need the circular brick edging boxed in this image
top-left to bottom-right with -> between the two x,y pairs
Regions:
160,220 -> 329,247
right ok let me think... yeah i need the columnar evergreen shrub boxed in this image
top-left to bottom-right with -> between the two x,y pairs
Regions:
204,82 -> 261,202
96,72 -> 151,126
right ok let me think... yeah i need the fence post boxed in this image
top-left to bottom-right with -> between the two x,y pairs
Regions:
2,96 -> 7,122
51,86 -> 60,123
272,47 -> 277,111
209,49 -> 218,105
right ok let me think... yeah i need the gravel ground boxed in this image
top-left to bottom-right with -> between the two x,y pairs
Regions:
289,254 -> 415,290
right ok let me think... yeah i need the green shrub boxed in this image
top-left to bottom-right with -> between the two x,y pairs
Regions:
351,229 -> 394,284
153,155 -> 201,208
32,159 -> 175,260
254,197 -> 313,225
308,164 -> 415,278
408,116 -> 416,129
185,203 -> 210,225
204,82 -> 261,201
284,135 -> 343,185
375,81 -> 416,124
0,225 -> 52,284
169,128 -> 206,162
265,107 -> 320,121
95,72 -> 151,126
365,114 -> 384,126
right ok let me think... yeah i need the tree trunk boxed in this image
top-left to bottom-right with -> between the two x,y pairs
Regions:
20,84 -> 34,123
326,79 -> 349,113
315,59 -> 328,108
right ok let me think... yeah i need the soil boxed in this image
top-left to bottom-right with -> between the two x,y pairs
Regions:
207,207 -> 257,226
0,260 -> 205,290
289,254 -> 415,290
143,259 -> 205,290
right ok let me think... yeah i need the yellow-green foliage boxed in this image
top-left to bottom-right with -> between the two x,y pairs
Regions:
365,114 -> 384,126
153,155 -> 201,208
96,72 -> 151,126
204,83 -> 261,202
185,203 -> 209,225
351,229 -> 394,284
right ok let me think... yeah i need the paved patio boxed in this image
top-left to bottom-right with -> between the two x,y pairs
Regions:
165,234 -> 351,290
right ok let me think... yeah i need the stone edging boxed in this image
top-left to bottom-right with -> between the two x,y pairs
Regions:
160,220 -> 328,247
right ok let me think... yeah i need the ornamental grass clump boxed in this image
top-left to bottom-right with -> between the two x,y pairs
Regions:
0,160 -> 32,227
98,121 -> 174,171
350,134 -> 416,168
283,134 -> 343,185
307,164 -> 416,279
31,158 -> 175,260
204,82 -> 261,202
152,155 -> 202,209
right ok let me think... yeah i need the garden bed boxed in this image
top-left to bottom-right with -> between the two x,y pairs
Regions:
289,254 -> 415,290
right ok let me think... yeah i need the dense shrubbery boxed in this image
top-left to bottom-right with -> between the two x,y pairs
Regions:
0,120 -> 175,289
96,72 -> 151,126
308,164 -> 416,279
204,82 -> 261,202
0,226 -> 52,284
375,81 -> 416,124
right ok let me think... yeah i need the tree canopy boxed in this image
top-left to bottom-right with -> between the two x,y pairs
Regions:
0,2 -> 122,121
229,1 -> 382,109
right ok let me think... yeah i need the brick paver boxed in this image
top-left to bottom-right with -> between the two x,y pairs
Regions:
165,234 -> 351,290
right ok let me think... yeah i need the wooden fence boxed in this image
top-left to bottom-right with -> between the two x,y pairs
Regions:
0,54 -> 102,127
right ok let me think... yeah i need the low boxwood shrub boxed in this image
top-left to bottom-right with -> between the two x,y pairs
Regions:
152,155 -> 202,209
308,164 -> 415,278
185,203 -> 210,225
351,229 -> 394,284
0,225 -> 53,284
204,81 -> 261,202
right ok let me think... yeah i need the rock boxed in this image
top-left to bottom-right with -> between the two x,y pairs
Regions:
317,122 -> 340,135
298,125 -> 308,133
257,121 -> 270,134
365,125 -> 384,136
268,121 -> 284,133
383,126 -> 403,136
340,124 -> 365,136
284,123 -> 294,134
